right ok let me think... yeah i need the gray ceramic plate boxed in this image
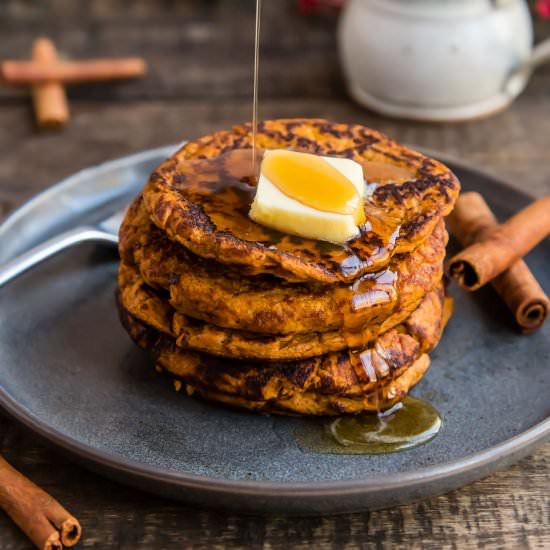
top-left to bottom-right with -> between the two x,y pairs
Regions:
0,146 -> 548,515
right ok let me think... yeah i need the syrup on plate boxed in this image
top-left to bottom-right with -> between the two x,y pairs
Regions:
295,396 -> 442,455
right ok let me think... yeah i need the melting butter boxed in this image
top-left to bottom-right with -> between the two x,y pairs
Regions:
262,150 -> 365,224
249,150 -> 366,243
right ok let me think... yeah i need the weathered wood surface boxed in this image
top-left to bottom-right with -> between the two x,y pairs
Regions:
1,1 -> 549,549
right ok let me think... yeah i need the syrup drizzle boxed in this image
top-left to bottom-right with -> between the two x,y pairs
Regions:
349,269 -> 397,313
252,0 -> 263,174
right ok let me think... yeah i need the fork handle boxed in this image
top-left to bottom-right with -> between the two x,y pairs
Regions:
0,227 -> 118,289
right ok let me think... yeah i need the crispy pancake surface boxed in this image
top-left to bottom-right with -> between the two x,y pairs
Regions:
117,285 -> 448,415
184,356 -> 431,416
142,119 -> 459,283
120,197 -> 448,335
119,260 -> 445,361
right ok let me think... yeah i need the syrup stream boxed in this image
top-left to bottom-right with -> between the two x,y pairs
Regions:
252,0 -> 263,174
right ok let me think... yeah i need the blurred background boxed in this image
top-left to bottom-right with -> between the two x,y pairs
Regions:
0,0 -> 549,217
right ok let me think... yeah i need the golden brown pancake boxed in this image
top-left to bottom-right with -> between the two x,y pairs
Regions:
182,356 -> 431,416
119,260 -> 446,361
120,196 -> 448,335
142,119 -> 460,284
117,286 -> 450,415
119,307 -> 434,415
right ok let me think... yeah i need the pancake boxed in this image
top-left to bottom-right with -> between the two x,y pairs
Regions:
117,286 -> 450,415
142,118 -> 460,284
120,196 -> 447,336
119,260 -> 446,361
119,307 -> 437,415
182,356 -> 430,416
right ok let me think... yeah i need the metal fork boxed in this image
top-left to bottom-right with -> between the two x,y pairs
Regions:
0,208 -> 125,289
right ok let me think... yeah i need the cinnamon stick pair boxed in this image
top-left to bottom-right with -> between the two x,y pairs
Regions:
447,192 -> 550,332
1,37 -> 147,129
0,455 -> 81,550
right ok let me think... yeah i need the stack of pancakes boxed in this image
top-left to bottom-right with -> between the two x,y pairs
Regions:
117,119 -> 460,415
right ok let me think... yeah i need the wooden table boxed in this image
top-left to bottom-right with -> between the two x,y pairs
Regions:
1,2 -> 549,548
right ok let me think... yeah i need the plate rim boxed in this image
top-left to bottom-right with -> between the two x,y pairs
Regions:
1,145 -> 549,499
0,382 -> 549,497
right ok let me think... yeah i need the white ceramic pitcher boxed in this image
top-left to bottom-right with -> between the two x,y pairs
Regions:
338,0 -> 550,121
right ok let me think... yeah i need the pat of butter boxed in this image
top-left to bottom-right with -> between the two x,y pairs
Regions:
249,150 -> 366,243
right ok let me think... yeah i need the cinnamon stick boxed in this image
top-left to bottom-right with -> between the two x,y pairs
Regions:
0,455 -> 81,550
1,57 -> 146,85
31,38 -> 69,129
447,192 -> 550,332
448,195 -> 550,291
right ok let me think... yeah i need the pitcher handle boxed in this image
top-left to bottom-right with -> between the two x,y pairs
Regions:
504,38 -> 550,98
